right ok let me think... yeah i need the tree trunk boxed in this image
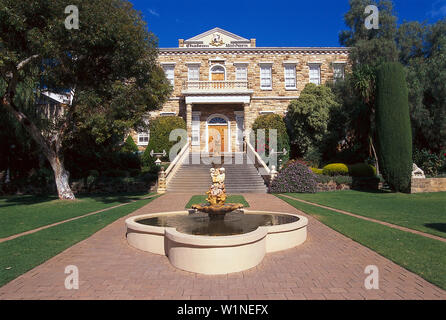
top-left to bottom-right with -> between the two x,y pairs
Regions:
2,54 -> 76,200
48,154 -> 75,200
370,136 -> 380,176
2,92 -> 76,200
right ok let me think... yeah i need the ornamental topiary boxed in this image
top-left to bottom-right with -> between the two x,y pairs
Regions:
141,116 -> 186,168
311,167 -> 323,175
376,62 -> 412,192
322,163 -> 349,176
269,161 -> 317,193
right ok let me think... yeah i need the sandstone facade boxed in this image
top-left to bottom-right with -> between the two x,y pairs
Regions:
132,28 -> 349,153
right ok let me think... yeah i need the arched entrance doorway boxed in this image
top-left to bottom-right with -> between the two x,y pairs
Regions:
206,114 -> 230,153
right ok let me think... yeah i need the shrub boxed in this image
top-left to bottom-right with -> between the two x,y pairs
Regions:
128,168 -> 141,177
285,83 -> 339,157
29,167 -> 54,187
322,163 -> 349,176
269,161 -> 317,193
413,149 -> 446,176
251,113 -> 290,165
121,135 -> 139,153
141,116 -> 186,169
102,169 -> 129,178
88,170 -> 99,178
311,167 -> 323,175
348,163 -> 376,177
303,147 -> 323,168
376,62 -> 412,192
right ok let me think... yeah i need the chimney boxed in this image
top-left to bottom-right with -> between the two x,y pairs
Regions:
178,39 -> 184,47
250,38 -> 256,47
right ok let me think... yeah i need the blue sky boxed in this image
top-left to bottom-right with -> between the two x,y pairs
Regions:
130,0 -> 446,47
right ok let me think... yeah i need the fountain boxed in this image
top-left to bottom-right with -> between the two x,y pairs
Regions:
191,166 -> 244,220
125,165 -> 308,274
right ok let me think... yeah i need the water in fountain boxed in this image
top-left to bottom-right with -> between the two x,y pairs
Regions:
135,165 -> 300,236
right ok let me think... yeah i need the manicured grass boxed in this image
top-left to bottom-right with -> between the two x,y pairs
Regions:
0,192 -> 153,238
0,195 -> 158,288
276,194 -> 446,290
284,190 -> 446,238
185,195 -> 250,209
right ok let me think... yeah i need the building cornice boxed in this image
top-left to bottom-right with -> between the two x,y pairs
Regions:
158,47 -> 350,55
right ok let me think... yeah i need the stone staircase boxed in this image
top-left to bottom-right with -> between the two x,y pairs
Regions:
166,153 -> 268,193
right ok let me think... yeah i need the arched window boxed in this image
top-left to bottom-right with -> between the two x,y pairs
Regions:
210,65 -> 225,81
208,117 -> 227,124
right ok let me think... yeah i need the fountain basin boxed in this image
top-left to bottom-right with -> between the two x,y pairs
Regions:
125,210 -> 308,274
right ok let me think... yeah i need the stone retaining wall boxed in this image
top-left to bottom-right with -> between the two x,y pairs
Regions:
411,178 -> 446,193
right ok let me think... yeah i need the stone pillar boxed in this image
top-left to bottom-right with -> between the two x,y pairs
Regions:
243,103 -> 249,148
186,103 -> 192,140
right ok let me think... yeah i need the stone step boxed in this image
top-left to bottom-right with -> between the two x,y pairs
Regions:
167,152 -> 267,193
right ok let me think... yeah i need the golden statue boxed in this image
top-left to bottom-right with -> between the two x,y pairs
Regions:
192,166 -> 243,219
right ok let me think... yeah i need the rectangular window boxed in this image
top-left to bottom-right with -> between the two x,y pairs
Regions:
162,65 -> 175,87
284,65 -> 296,89
333,63 -> 345,82
137,132 -> 149,146
191,112 -> 200,146
309,64 -> 321,85
260,64 -> 272,90
188,65 -> 200,81
236,65 -> 247,81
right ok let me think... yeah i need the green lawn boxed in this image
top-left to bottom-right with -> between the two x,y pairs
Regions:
284,190 -> 446,238
185,195 -> 250,209
276,194 -> 446,290
0,192 -> 153,238
0,195 -> 158,287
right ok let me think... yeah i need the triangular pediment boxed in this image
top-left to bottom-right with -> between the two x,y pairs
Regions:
182,27 -> 253,48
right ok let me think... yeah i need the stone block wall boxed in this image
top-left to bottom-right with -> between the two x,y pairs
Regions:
411,178 -> 446,193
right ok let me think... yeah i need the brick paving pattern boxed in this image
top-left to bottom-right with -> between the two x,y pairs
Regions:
0,193 -> 445,300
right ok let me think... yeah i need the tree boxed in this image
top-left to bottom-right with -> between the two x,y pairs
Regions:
397,19 -> 446,153
122,135 -> 139,154
336,0 -> 399,169
141,116 -> 186,170
285,84 -> 339,158
251,113 -> 290,165
0,0 -> 171,199
375,62 -> 412,192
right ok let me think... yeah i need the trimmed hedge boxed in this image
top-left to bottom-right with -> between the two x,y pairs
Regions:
347,163 -> 376,177
322,163 -> 349,176
270,161 -> 317,193
376,62 -> 412,192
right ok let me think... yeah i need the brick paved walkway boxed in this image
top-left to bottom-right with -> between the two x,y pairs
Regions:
0,193 -> 445,300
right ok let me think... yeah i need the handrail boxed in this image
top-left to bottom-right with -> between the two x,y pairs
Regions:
246,139 -> 272,187
165,139 -> 190,186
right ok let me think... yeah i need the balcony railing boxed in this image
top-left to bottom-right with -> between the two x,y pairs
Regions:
182,80 -> 250,91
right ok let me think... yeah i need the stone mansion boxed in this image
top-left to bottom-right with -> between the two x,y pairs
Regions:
133,28 -> 349,153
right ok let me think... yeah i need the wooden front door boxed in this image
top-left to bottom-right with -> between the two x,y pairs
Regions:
208,126 -> 226,153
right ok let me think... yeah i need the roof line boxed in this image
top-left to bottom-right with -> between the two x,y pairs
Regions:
158,46 -> 350,52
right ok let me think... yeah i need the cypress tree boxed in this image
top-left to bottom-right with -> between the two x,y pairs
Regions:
375,62 -> 413,192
